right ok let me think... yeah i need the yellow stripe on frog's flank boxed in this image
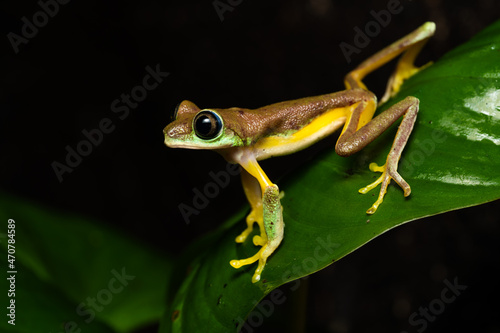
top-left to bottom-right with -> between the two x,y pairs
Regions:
253,104 -> 360,160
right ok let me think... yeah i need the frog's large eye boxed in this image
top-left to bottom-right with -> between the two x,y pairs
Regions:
193,110 -> 223,140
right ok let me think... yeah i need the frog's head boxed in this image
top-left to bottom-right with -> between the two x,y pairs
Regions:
164,100 -> 245,150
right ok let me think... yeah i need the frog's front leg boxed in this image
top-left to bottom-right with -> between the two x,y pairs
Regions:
229,151 -> 284,283
234,168 -> 265,245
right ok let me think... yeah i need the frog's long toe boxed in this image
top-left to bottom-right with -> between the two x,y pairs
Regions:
230,245 -> 268,283
235,227 -> 253,243
252,234 -> 267,246
235,207 -> 264,243
359,161 -> 411,214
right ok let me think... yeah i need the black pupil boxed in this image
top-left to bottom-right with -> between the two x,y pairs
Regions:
197,116 -> 213,136
195,112 -> 221,139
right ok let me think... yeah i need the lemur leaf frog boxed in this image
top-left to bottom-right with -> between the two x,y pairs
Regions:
164,22 -> 435,283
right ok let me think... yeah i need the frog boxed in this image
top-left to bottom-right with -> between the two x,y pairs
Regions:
163,22 -> 435,283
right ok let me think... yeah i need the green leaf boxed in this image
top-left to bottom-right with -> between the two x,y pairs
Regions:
0,193 -> 173,333
0,254 -> 115,333
160,20 -> 500,332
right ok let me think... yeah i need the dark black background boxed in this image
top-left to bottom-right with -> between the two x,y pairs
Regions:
1,0 -> 499,332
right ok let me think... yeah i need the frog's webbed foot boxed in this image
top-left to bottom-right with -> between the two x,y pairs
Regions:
230,185 -> 284,283
359,161 -> 411,214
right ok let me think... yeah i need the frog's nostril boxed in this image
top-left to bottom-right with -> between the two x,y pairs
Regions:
163,123 -> 175,136
167,127 -> 176,137
164,124 -> 185,139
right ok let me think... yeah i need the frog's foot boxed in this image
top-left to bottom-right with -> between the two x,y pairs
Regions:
235,206 -> 264,243
359,161 -> 411,214
380,60 -> 433,105
230,244 -> 269,283
231,185 -> 284,283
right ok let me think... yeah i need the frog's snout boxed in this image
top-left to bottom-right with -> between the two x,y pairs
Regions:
163,120 -> 193,148
164,121 -> 188,138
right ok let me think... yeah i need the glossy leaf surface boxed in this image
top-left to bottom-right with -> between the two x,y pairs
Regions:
160,20 -> 500,332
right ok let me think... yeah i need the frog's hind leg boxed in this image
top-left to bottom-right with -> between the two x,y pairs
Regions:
357,96 -> 419,214
337,22 -> 434,214
335,95 -> 420,214
344,21 -> 436,103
